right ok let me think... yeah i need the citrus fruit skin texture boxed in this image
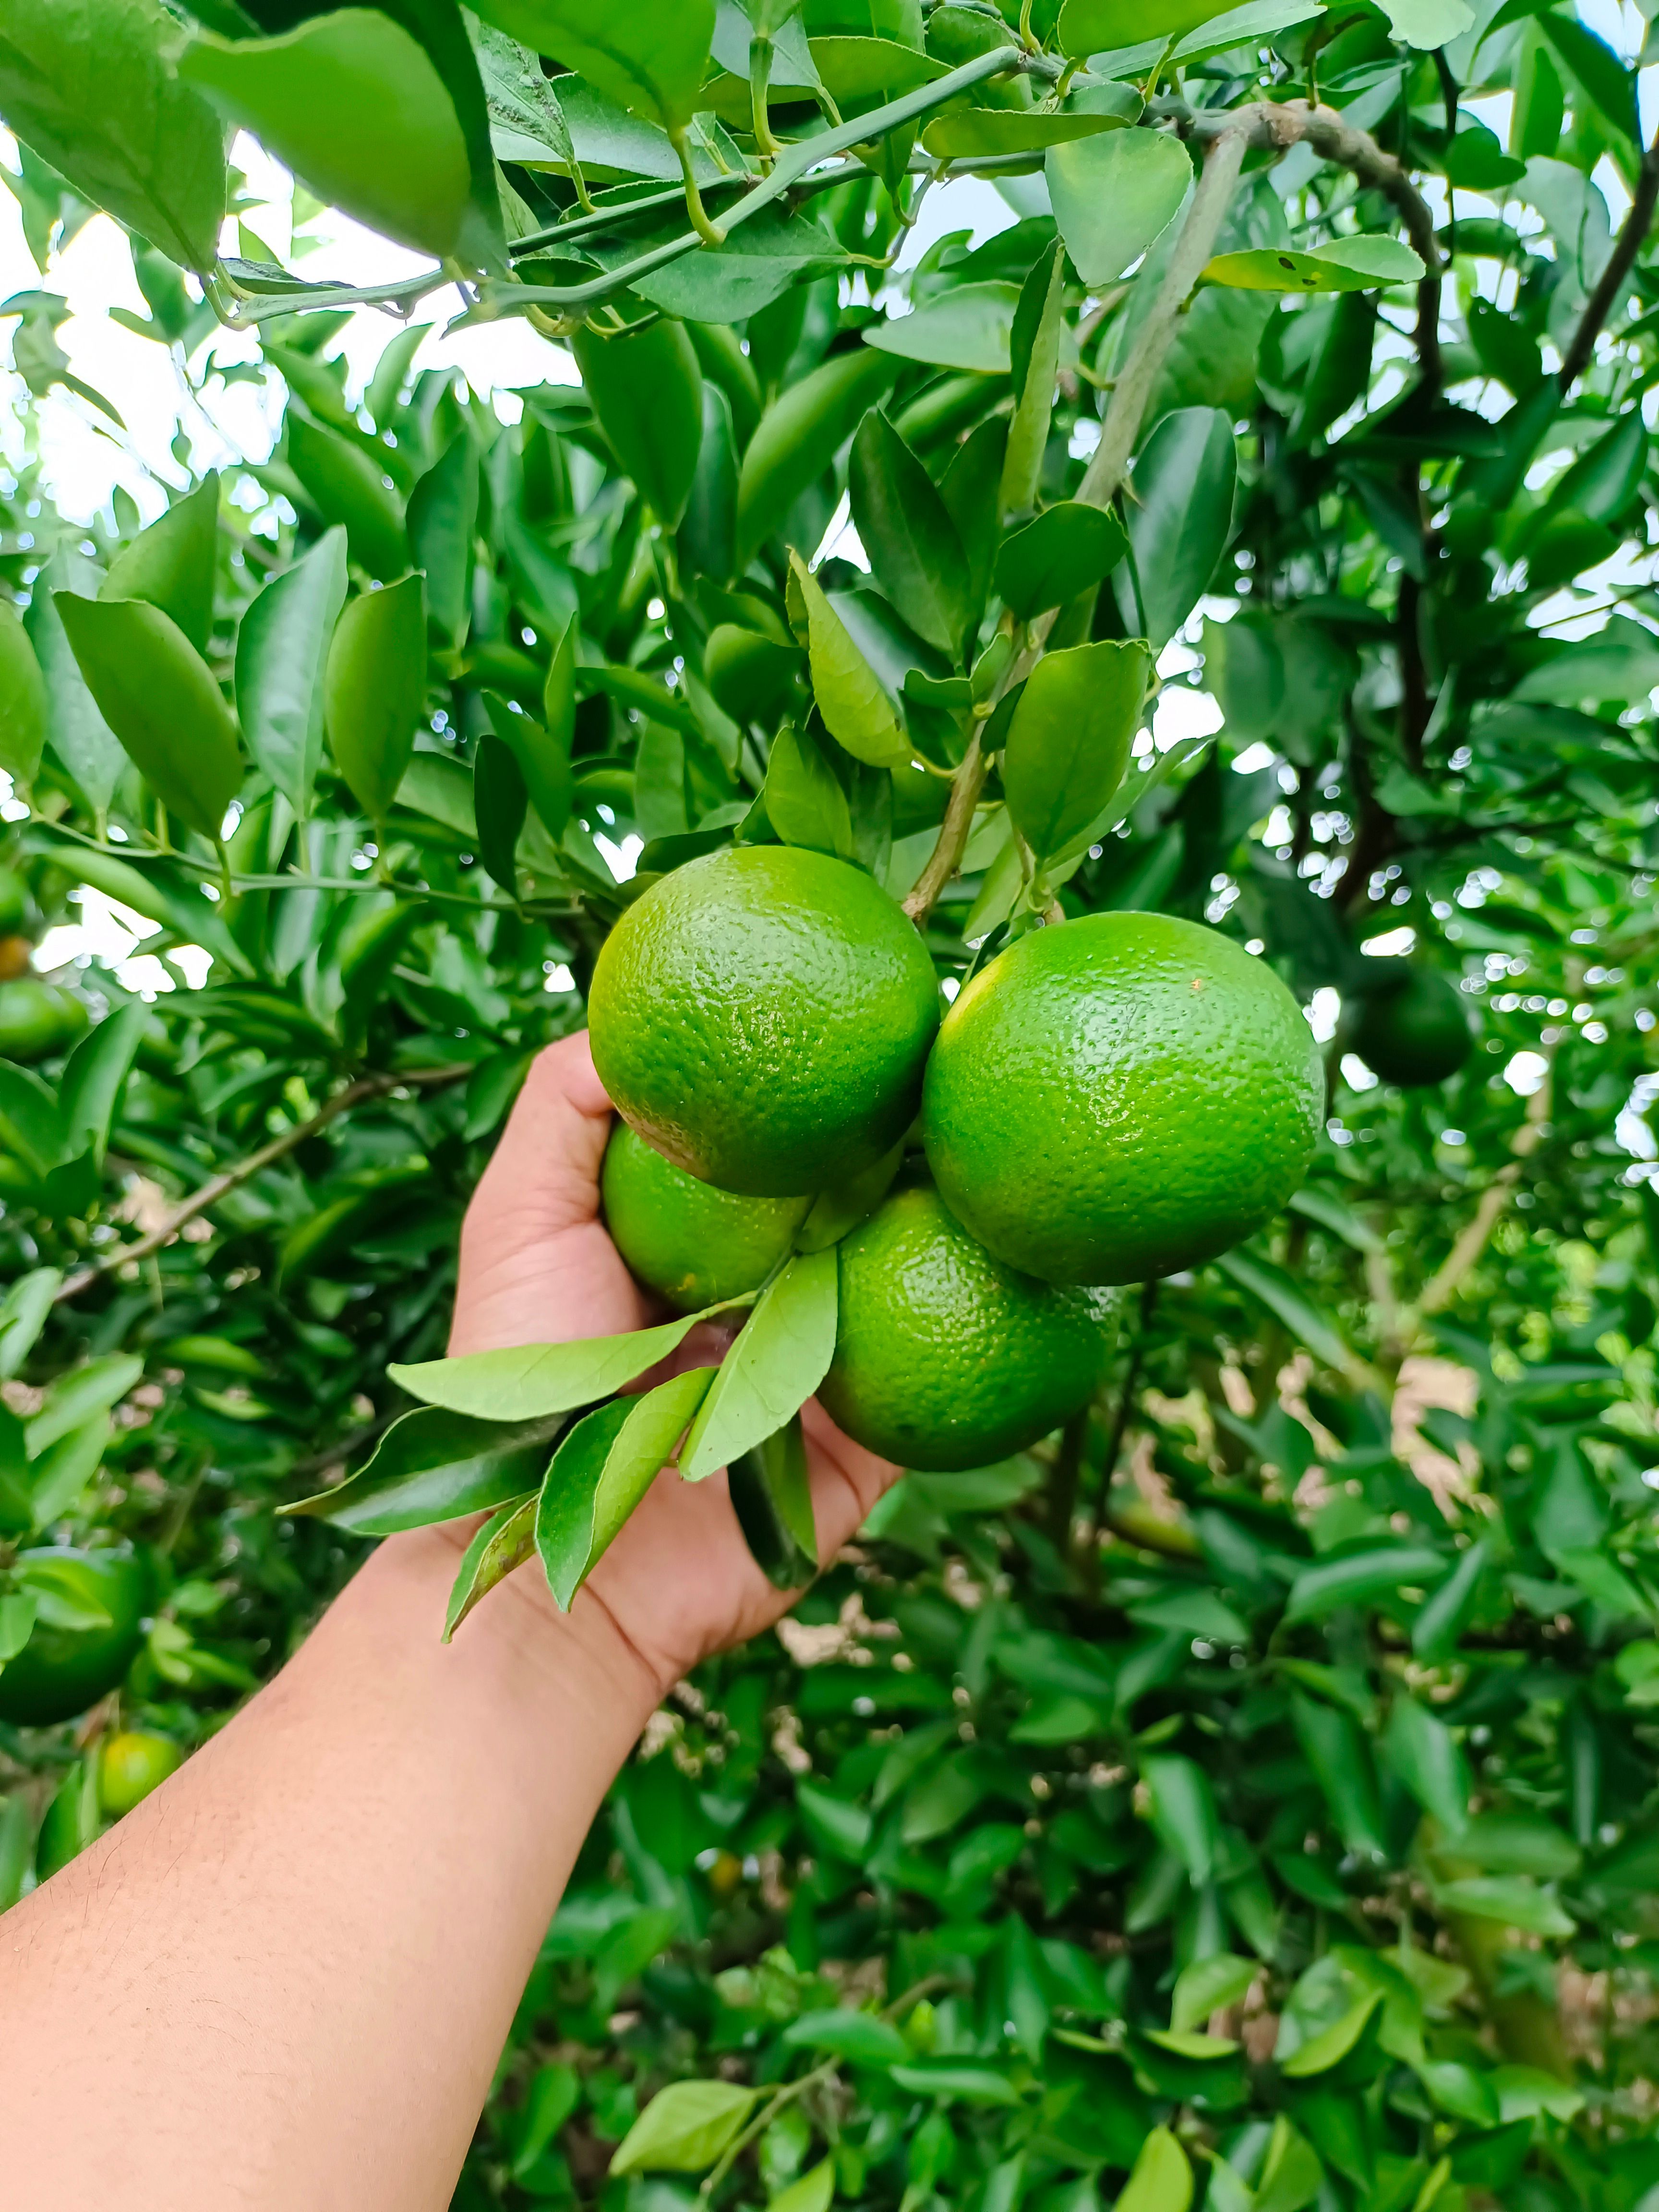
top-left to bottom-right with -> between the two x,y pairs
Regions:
601,1122 -> 810,1311
0,979 -> 85,1063
923,912 -> 1324,1286
1354,964 -> 1472,1086
100,1730 -> 184,1817
589,845 -> 940,1197
818,1179 -> 1116,1472
0,1548 -> 153,1726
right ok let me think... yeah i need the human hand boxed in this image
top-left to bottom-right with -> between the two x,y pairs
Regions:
447,1032 -> 900,1700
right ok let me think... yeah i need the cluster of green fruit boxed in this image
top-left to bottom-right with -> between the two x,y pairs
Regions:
590,848 -> 1325,1472
0,864 -> 85,1064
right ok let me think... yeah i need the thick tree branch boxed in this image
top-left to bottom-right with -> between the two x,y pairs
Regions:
55,1068 -> 467,1304
1559,125 -> 1659,393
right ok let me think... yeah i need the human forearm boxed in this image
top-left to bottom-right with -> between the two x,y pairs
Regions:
0,1528 -> 657,2212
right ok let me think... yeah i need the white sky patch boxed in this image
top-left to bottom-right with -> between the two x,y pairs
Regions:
1151,685 -> 1222,751
1307,986 -> 1341,1043
36,887 -> 211,996
1341,1052 -> 1378,1091
594,832 -> 643,884
1616,1070 -> 1659,1159
1361,927 -> 1417,958
812,490 -> 869,572
1232,740 -> 1276,774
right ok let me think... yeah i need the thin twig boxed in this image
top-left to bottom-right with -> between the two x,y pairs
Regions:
902,730 -> 988,926
1559,121 -> 1659,392
1418,1061 -> 1553,1318
54,1067 -> 467,1303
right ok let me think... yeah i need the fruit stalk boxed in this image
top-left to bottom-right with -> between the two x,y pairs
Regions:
902,728 -> 987,926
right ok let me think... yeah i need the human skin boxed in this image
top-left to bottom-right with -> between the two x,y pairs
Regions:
0,1033 -> 898,2210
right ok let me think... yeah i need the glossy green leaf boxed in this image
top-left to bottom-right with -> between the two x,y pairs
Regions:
182,9 -> 472,260
865,282 -> 1023,374
390,1306 -> 741,1422
994,502 -> 1127,623
408,434 -> 479,646
635,212 -> 848,325
0,0 -> 226,272
1285,1545 -> 1449,1623
1127,407 -> 1236,649
1290,1691 -> 1388,1858
59,1003 -> 145,1167
485,690 -> 573,848
27,556 -> 123,814
1116,2126 -> 1193,2212
1280,1992 -> 1382,2077
535,1369 -> 716,1608
287,413 -> 409,582
887,2059 -> 1022,2104
1382,1693 -> 1471,1835
769,2160 -> 835,2212
789,553 -> 912,770
573,321 -> 703,531
1171,1953 -> 1258,2033
1001,240 -> 1065,518
444,1494 -> 540,1638
1142,1753 -> 1220,1885
476,0 -> 716,132
609,2078 -> 760,2176
765,723 -> 855,857
737,348 -> 898,566
729,1413 -> 818,1589
102,476 -> 218,655
1434,1876 -> 1575,1938
284,1406 -> 562,1534
680,1249 -> 839,1482
1002,639 -> 1147,865
54,594 -> 241,840
0,1269 -> 62,1383
324,575 -> 427,823
1204,236 -> 1426,293
473,731 -> 526,894
781,2008 -> 911,2062
848,412 -> 971,661
0,600 -> 46,787
682,384 -> 737,583
1214,1250 -> 1360,1379
921,104 -> 1132,158
235,526 -> 348,817
1047,129 -> 1192,289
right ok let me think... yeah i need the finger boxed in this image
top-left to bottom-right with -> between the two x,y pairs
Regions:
467,1032 -> 614,1239
801,1400 -> 901,1559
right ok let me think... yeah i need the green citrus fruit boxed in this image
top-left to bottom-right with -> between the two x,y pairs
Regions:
602,1122 -> 811,1311
35,1761 -> 97,1883
923,913 -> 1324,1286
1353,965 -> 1473,1086
100,1730 -> 184,1817
0,1548 -> 153,1726
0,979 -> 86,1063
589,845 -> 940,1197
817,1178 -> 1115,1472
0,863 -> 29,938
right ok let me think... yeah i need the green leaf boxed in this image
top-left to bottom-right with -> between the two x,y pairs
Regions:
444,1494 -> 540,1638
287,413 -> 410,581
633,211 -> 848,325
1172,1953 -> 1258,2034
1002,640 -> 1147,866
0,599 -> 46,788
389,1308 -> 735,1421
789,553 -> 911,770
0,1268 -> 61,1382
1126,407 -> 1236,649
680,1249 -> 838,1482
1213,1249 -> 1362,1380
0,1062 -> 66,1180
995,502 -> 1127,623
770,2158 -> 835,2212
572,321 -> 704,531
54,594 -> 241,841
809,34 -> 943,108
1001,239 -> 1065,518
1280,1992 -> 1382,2077
1290,1691 -> 1388,1858
1284,1545 -> 1449,1623
781,2008 -> 911,2063
283,1406 -> 562,1535
1116,2126 -> 1193,2212
476,0 -> 715,132
102,476 -> 218,655
729,1413 -> 818,1589
535,1369 -> 715,1608
28,1355 -> 144,1455
765,723 -> 855,857
473,731 -> 527,894
921,103 -> 1134,158
1252,2116 -> 1323,2212
1434,1877 -> 1575,1938
487,685 -> 573,848
325,576 -> 427,823
27,555 -> 123,814
1382,1693 -> 1470,1835
0,0 -> 226,271
848,412 -> 970,662
1203,236 -> 1425,293
609,2078 -> 760,2176
865,282 -> 1025,374
737,348 -> 898,567
408,434 -> 479,647
181,9 -> 473,260
58,1003 -> 146,1167
235,526 -> 348,818
1452,1812 -> 1579,1881
1377,0 -> 1472,43
1142,1752 -> 1220,1886
887,2060 -> 1022,2104
1046,129 -> 1192,289
27,1412 -> 109,1531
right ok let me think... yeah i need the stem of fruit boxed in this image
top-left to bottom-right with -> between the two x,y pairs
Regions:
53,1066 -> 468,1304
671,130 -> 728,248
902,726 -> 986,927
750,35 -> 782,160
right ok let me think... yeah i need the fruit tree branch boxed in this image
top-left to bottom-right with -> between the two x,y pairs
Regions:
55,1067 -> 467,1303
903,728 -> 988,927
1418,1058 -> 1553,1318
1559,121 -> 1659,393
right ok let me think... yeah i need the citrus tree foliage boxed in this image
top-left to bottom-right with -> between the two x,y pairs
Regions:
6,0 -> 1659,2206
